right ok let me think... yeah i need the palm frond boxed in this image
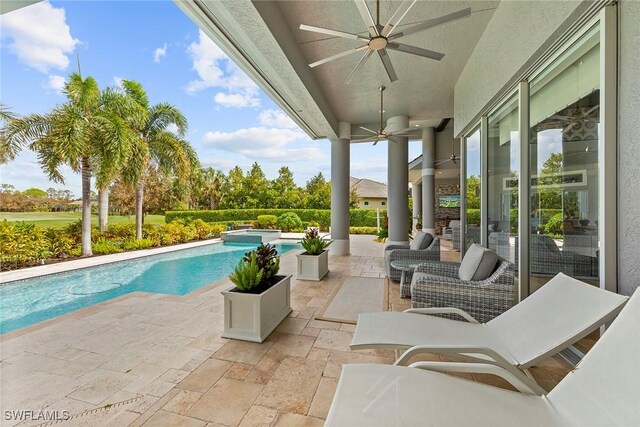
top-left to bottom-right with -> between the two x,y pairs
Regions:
0,114 -> 52,164
148,103 -> 188,137
120,79 -> 150,110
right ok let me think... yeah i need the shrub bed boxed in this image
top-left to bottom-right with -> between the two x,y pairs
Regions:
0,219 -> 228,271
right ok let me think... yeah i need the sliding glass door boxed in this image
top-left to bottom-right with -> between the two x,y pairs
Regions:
528,24 -> 600,292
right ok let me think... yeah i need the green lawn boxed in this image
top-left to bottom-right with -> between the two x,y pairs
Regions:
0,212 -> 165,228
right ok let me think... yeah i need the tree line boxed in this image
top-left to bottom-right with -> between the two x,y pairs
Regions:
0,73 -> 359,258
0,184 -> 74,212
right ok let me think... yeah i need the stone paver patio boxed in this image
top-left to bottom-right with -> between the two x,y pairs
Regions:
0,236 -> 572,426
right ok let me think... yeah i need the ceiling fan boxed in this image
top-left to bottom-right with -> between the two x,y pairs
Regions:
299,0 -> 472,84
351,86 -> 415,145
434,138 -> 459,165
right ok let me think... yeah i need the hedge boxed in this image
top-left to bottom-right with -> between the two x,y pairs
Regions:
349,226 -> 379,235
166,209 -> 388,229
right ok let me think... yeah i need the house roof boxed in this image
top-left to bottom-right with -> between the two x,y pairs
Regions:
350,177 -> 387,199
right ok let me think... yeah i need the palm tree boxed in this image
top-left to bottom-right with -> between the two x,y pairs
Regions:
2,73 -> 145,256
120,80 -> 198,239
200,167 -> 226,210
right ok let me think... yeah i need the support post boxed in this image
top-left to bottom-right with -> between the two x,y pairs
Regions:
412,182 -> 422,231
421,127 -> 436,235
387,116 -> 410,246
330,122 -> 351,255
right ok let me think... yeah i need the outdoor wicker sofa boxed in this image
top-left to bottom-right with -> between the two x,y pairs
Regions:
384,232 -> 440,287
410,256 -> 515,323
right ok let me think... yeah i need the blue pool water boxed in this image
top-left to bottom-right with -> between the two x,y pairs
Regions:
0,241 -> 300,334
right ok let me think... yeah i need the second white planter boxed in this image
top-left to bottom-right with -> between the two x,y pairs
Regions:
296,250 -> 329,281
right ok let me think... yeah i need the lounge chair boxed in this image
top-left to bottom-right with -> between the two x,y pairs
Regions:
326,289 -> 639,426
351,273 -> 627,391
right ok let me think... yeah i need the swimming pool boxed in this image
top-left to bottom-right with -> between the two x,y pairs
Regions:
0,241 -> 300,334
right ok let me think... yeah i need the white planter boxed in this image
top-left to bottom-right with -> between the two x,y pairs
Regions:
221,275 -> 292,343
296,250 -> 329,281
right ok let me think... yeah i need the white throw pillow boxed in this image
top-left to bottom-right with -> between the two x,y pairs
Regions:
459,244 -> 499,281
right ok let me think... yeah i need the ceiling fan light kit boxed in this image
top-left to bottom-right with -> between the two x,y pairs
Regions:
300,0 -> 472,84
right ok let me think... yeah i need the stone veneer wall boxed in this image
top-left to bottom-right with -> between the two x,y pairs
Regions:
434,184 -> 460,235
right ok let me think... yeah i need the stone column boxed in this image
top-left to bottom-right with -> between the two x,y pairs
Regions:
330,122 -> 351,255
412,181 -> 422,231
386,116 -> 410,246
422,127 -> 436,235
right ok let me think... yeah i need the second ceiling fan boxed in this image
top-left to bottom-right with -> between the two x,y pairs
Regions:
351,86 -> 415,145
300,0 -> 472,84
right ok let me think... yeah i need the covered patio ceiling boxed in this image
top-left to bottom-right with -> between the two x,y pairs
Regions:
176,0 -> 497,142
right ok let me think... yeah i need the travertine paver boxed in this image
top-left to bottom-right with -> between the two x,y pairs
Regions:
0,235 -> 575,427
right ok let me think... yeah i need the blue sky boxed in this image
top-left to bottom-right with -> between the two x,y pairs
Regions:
0,1 -> 423,198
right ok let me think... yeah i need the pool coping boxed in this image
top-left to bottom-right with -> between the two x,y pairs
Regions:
0,235 -> 304,284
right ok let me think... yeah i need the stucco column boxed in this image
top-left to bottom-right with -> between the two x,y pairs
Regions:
387,116 -> 410,246
422,127 -> 436,235
412,181 -> 422,231
330,122 -> 350,255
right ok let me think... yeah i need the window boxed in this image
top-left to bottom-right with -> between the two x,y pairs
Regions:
364,201 -> 369,206
464,126 -> 481,252
381,201 -> 385,206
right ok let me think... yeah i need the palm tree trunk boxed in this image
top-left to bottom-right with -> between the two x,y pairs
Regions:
98,188 -> 109,232
81,156 -> 93,257
135,181 -> 144,239
210,194 -> 216,210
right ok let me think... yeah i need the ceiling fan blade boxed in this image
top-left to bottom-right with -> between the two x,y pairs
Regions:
434,159 -> 451,166
389,8 -> 472,40
299,24 -> 370,42
387,42 -> 444,61
387,127 -> 416,136
353,0 -> 379,37
372,139 -> 380,146
345,48 -> 374,84
388,136 -> 401,144
377,49 -> 398,82
352,136 -> 375,143
381,0 -> 416,37
359,126 -> 378,134
309,45 -> 369,68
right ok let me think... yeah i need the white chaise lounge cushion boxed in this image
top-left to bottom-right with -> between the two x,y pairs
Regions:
409,231 -> 433,250
458,243 -> 499,281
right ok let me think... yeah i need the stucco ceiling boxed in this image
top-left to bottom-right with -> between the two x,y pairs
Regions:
178,0 -> 497,141
276,0 -> 498,128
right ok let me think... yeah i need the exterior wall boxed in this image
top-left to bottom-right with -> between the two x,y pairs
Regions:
357,198 -> 387,209
617,0 -> 640,295
454,0 -> 585,135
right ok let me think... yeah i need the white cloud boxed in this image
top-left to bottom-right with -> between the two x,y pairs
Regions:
46,74 -> 65,93
0,1 -> 78,73
185,30 -> 260,108
113,76 -> 124,88
259,109 -> 298,129
203,127 -> 324,162
153,43 -> 167,63
213,92 -> 260,108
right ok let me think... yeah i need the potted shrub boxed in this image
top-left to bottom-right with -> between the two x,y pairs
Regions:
221,243 -> 292,343
296,228 -> 331,281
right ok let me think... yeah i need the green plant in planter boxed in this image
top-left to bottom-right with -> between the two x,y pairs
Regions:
300,228 -> 332,255
230,252 -> 264,292
230,243 -> 281,292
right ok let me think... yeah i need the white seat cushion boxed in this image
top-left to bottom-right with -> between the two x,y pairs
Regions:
459,243 -> 499,281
